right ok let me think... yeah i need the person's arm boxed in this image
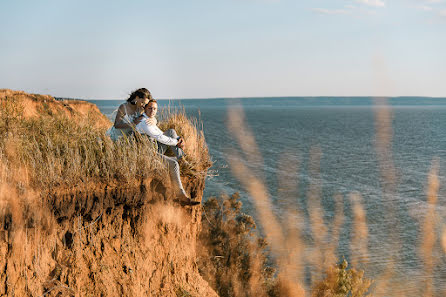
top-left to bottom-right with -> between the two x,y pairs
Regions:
176,137 -> 185,149
114,104 -> 134,129
136,121 -> 178,146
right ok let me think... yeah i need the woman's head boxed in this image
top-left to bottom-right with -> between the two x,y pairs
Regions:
127,88 -> 152,108
144,99 -> 158,118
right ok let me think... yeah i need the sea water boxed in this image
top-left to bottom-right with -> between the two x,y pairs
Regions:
90,97 -> 446,295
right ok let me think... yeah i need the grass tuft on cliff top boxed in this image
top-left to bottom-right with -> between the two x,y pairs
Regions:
0,90 -> 211,190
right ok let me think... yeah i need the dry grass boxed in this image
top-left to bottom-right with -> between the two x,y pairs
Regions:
221,101 -> 444,297
0,91 -> 211,191
158,108 -> 212,174
198,193 -> 277,297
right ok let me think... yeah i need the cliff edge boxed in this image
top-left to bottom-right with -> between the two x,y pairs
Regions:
0,89 -> 217,297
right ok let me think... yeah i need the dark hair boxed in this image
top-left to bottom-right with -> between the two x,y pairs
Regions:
144,99 -> 158,110
127,88 -> 152,103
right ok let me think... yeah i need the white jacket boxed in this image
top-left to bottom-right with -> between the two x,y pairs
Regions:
135,114 -> 178,146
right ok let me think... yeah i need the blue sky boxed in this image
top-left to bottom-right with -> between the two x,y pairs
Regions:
1,0 -> 445,99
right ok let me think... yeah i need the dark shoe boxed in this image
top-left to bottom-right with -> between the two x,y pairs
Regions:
186,199 -> 201,206
176,191 -> 200,206
173,198 -> 201,206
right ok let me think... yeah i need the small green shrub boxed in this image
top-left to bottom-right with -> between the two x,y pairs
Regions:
198,193 -> 278,297
311,259 -> 373,297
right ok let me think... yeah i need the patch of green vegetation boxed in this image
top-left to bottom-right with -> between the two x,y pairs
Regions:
199,193 -> 374,297
311,259 -> 373,297
198,193 -> 278,297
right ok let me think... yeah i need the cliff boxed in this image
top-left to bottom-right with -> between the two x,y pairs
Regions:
0,89 -> 110,129
0,90 -> 217,296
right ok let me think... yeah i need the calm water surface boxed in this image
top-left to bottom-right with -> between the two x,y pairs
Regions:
90,97 -> 446,295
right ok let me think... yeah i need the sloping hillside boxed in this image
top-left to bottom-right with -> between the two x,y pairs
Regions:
0,89 -> 110,129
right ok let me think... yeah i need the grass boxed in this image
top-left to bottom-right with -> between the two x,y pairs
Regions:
203,102 -> 444,297
197,192 -> 374,297
198,193 -> 277,297
0,90 -> 211,191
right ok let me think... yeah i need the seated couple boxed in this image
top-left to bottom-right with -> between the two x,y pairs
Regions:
107,88 -> 199,206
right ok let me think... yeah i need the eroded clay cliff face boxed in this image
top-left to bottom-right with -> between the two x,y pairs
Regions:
0,90 -> 217,297
1,177 -> 217,297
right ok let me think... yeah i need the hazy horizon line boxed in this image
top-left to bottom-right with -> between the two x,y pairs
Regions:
81,95 -> 446,101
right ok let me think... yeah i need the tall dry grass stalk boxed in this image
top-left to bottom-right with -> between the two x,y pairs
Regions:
226,106 -> 372,296
420,159 -> 439,297
306,147 -> 332,279
325,193 -> 344,270
370,98 -> 399,296
0,148 -> 62,296
224,101 -> 446,296
372,98 -> 443,297
276,153 -> 305,287
373,97 -> 400,255
349,193 -> 368,269
227,106 -> 306,296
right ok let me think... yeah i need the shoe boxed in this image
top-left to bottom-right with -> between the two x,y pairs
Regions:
176,191 -> 200,206
187,199 -> 201,206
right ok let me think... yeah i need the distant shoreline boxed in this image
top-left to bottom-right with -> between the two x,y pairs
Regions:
79,95 -> 446,101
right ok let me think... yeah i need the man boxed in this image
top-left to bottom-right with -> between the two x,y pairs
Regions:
136,99 -> 199,206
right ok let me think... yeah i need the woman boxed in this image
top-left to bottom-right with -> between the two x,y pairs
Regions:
136,99 -> 199,206
106,88 -> 151,141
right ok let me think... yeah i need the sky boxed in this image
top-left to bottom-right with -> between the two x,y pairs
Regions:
1,0 -> 445,99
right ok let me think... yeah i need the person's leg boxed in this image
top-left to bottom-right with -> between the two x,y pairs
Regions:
158,153 -> 188,197
163,129 -> 185,160
157,142 -> 168,155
